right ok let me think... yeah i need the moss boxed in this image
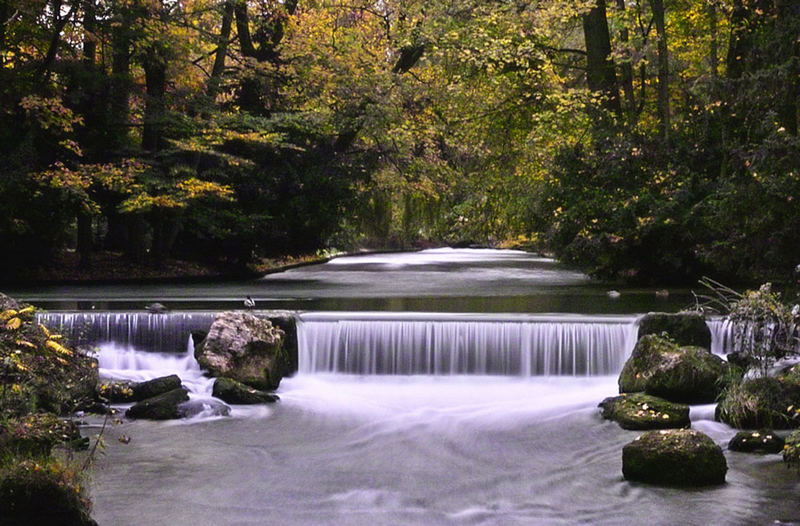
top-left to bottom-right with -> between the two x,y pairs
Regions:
717,376 -> 800,429
637,312 -> 711,349
728,429 -> 784,454
619,334 -> 728,403
599,393 -> 690,430
622,429 -> 727,487
619,334 -> 677,393
212,377 -> 279,404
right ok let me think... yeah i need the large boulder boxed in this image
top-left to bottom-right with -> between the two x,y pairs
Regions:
728,430 -> 785,454
619,334 -> 729,403
195,312 -> 287,390
637,312 -> 711,349
599,393 -> 690,430
125,388 -> 189,420
622,429 -> 727,487
212,377 -> 279,404
716,375 -> 800,429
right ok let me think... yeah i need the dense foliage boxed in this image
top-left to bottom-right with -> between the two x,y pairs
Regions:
0,1 -> 798,282
0,293 -> 98,525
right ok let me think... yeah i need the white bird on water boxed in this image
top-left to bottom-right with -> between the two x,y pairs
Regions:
244,295 -> 256,310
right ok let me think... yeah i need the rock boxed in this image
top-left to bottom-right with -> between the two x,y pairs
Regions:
131,374 -> 182,401
599,393 -> 690,430
178,399 -> 231,418
191,330 -> 208,348
622,429 -> 727,487
213,377 -> 279,404
728,429 -> 784,454
195,311 -> 287,390
125,388 -> 190,420
145,302 -> 168,314
619,334 -> 729,403
637,312 -> 711,349
716,375 -> 800,429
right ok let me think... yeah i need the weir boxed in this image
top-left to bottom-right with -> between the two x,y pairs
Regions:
36,311 -> 736,377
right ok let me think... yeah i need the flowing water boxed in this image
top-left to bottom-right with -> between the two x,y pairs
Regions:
21,249 -> 800,525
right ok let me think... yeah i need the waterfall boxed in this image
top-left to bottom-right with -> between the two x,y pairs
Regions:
707,318 -> 735,356
36,311 -> 738,378
36,311 -> 217,353
297,313 -> 640,376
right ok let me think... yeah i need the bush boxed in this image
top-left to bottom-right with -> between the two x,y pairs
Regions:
0,456 -> 96,526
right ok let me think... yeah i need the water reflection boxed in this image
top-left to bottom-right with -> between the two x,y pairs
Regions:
9,248 -> 691,314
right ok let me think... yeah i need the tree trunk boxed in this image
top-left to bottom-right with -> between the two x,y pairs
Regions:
0,0 -> 8,65
726,0 -> 749,81
109,5 -> 133,151
207,1 -> 234,98
615,0 -> 636,123
82,0 -> 96,65
582,0 -> 620,117
142,44 -> 167,151
149,210 -> 182,268
776,0 -> 799,135
650,0 -> 670,141
39,0 -> 77,81
76,0 -> 98,268
708,1 -> 718,82
77,211 -> 93,269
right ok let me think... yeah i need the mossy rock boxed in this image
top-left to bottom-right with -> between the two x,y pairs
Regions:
599,393 -> 690,430
131,374 -> 182,401
728,429 -> 784,454
716,375 -> 800,429
212,377 -> 279,404
125,388 -> 189,420
783,430 -> 800,469
96,381 -> 136,403
637,312 -> 711,349
619,334 -> 728,403
622,429 -> 727,487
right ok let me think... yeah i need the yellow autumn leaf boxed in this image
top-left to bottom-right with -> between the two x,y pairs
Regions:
0,309 -> 17,322
39,324 -> 50,338
15,340 -> 36,348
17,306 -> 34,316
45,340 -> 72,356
6,317 -> 21,330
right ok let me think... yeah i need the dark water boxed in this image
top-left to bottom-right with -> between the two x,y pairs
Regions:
9,248 -> 690,313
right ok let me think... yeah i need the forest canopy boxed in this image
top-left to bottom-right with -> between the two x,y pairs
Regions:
0,0 -> 798,283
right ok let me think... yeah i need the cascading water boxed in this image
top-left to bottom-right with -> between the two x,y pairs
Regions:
36,311 -> 217,353
298,313 -> 640,376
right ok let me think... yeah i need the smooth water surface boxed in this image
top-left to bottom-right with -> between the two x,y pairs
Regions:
9,248 -> 690,313
89,374 -> 800,526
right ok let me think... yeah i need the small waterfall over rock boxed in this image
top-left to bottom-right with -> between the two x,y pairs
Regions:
297,313 -> 640,376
